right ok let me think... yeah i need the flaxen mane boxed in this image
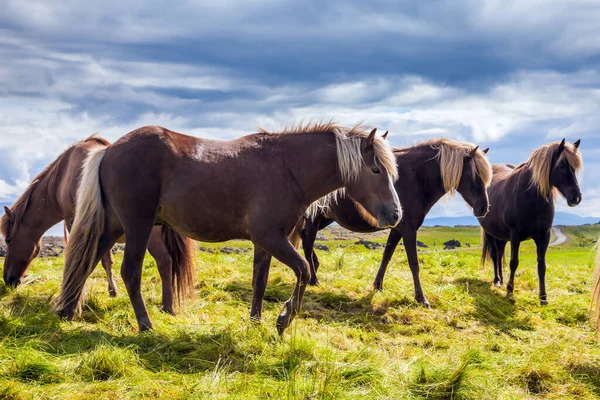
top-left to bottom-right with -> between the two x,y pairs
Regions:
271,122 -> 396,224
527,141 -> 583,199
419,138 -> 492,196
258,121 -> 398,182
0,135 -> 109,241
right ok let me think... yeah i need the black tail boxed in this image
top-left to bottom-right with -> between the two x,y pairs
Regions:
161,225 -> 196,306
481,229 -> 492,265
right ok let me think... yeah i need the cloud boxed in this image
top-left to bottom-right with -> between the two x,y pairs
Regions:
1,1 -> 600,219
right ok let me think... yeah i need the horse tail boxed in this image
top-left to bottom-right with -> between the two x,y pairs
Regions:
161,225 -> 195,306
54,146 -> 107,314
481,228 -> 492,265
591,239 -> 600,336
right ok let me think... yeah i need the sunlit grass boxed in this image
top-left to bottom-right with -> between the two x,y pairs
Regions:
1,225 -> 600,399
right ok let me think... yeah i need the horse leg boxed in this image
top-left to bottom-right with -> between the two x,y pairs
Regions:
100,252 -> 118,298
373,228 -> 402,292
534,230 -> 551,305
254,234 -> 311,335
488,234 -> 501,287
302,216 -> 321,286
250,246 -> 272,320
120,223 -> 155,331
147,227 -> 174,314
506,235 -> 521,297
495,239 -> 507,286
404,229 -> 430,307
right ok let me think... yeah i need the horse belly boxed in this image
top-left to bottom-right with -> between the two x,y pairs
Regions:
158,181 -> 249,242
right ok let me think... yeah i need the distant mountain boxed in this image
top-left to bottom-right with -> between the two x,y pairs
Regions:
423,212 -> 600,227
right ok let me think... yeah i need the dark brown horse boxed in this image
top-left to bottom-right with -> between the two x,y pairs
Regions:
54,123 -> 401,334
0,136 -> 194,314
480,139 -> 582,304
302,138 -> 492,306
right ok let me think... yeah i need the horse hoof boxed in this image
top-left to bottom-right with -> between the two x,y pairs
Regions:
58,309 -> 74,321
373,281 -> 384,292
276,302 -> 293,335
540,299 -> 548,306
494,282 -> 502,288
161,307 -> 175,315
417,298 -> 431,308
308,277 -> 320,286
108,290 -> 118,298
139,322 -> 154,332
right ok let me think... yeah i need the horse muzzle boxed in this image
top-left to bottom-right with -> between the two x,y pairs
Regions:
568,193 -> 582,207
377,207 -> 402,228
3,276 -> 21,287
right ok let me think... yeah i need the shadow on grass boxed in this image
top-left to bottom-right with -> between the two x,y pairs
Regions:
453,278 -> 534,334
569,363 -> 600,396
224,278 -> 418,333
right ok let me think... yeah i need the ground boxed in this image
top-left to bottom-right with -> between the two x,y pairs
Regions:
1,225 -> 600,399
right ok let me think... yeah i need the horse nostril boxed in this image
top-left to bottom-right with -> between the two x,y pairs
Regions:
393,212 -> 399,220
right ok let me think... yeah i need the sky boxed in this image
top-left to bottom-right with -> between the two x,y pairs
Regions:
1,0 -> 600,222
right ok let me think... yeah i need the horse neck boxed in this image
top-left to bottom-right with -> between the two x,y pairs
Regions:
17,177 -> 65,241
279,133 -> 344,206
398,146 -> 447,211
508,164 -> 554,208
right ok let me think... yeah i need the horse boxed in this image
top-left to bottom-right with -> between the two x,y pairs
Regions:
53,123 -> 401,334
480,139 -> 582,304
301,138 -> 492,306
0,136 -> 195,314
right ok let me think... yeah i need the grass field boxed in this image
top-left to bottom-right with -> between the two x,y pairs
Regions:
1,225 -> 600,399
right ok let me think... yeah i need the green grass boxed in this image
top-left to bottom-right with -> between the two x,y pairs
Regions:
1,225 -> 600,399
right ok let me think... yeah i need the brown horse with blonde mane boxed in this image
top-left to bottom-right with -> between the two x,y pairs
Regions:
54,123 -> 401,334
301,138 -> 492,306
0,136 -> 195,314
480,139 -> 582,304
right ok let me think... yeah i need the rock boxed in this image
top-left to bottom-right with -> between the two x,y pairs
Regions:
443,239 -> 461,250
355,239 -> 384,250
220,247 -> 250,255
314,244 -> 329,251
416,241 -> 428,248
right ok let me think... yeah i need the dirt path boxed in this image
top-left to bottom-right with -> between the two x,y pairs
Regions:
549,227 -> 567,246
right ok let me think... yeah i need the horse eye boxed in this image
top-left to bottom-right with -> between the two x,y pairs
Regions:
372,167 -> 381,174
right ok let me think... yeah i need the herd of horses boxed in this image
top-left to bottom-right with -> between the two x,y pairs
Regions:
1,122 -> 596,336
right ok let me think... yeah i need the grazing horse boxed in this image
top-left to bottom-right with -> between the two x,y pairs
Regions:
54,123 -> 401,334
0,136 -> 194,314
480,139 -> 582,304
302,138 -> 492,306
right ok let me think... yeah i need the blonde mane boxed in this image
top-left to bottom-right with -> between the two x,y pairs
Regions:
421,138 -> 493,196
258,121 -> 398,183
527,141 -> 583,199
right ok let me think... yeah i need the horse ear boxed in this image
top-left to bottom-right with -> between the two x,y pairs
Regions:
365,128 -> 377,147
573,139 -> 581,149
482,148 -> 489,155
558,138 -> 566,152
382,131 -> 389,140
469,146 -> 479,157
3,206 -> 14,222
